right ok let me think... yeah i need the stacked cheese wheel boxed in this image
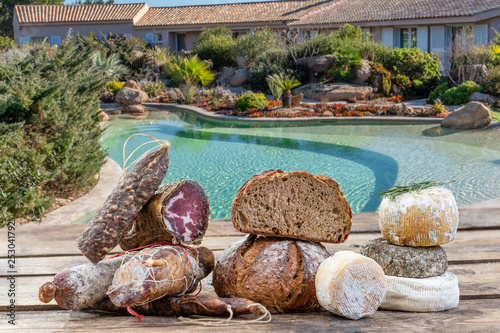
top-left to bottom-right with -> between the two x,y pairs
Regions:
361,186 -> 460,312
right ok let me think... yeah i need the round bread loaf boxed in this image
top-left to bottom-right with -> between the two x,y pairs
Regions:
213,234 -> 330,313
315,251 -> 386,320
381,272 -> 460,312
360,238 -> 448,278
379,187 -> 459,247
231,170 -> 352,243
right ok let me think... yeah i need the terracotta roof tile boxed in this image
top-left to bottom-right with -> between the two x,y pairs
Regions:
291,0 -> 500,25
134,0 -> 328,26
15,3 -> 147,24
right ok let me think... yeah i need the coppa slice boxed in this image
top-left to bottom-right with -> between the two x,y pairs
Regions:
231,170 -> 352,243
120,180 -> 210,250
76,144 -> 170,264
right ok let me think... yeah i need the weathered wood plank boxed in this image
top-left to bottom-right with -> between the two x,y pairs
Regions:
5,299 -> 500,332
4,262 -> 499,312
2,227 -> 499,263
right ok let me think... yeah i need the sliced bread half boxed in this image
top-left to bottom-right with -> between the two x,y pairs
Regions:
231,170 -> 352,243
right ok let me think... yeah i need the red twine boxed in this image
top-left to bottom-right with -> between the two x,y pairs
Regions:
105,241 -> 200,323
194,280 -> 203,297
127,306 -> 144,323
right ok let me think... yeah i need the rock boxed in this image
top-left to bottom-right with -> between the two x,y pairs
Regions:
360,238 -> 448,278
322,111 -> 334,117
372,75 -> 382,90
451,64 -> 488,84
441,102 -> 492,129
347,97 -> 356,103
235,55 -> 249,68
291,93 -> 304,107
213,86 -> 232,99
115,87 -> 149,105
110,109 -> 121,115
392,84 -> 399,95
229,68 -> 249,87
353,59 -> 371,85
121,104 -> 145,113
166,89 -> 178,101
305,55 -> 334,73
216,67 -> 237,85
99,111 -> 110,122
123,80 -> 140,90
292,83 -> 373,102
469,92 -> 497,106
200,88 -> 210,97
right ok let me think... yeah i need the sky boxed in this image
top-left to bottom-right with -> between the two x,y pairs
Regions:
65,0 -> 270,6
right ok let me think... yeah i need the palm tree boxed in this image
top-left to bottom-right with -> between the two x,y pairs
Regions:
267,74 -> 301,108
165,55 -> 214,87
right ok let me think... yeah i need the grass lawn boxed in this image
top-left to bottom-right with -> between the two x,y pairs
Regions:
492,107 -> 500,121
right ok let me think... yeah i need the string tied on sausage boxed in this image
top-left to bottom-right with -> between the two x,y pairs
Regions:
177,303 -> 272,327
127,306 -> 144,323
105,241 -> 198,265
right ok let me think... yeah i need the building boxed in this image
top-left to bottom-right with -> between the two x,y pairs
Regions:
13,0 -> 500,57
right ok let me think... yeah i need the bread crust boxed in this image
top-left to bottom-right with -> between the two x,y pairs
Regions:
231,170 -> 352,243
213,235 -> 330,313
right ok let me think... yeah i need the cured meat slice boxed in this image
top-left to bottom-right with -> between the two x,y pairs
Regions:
76,144 -> 170,264
120,180 -> 210,250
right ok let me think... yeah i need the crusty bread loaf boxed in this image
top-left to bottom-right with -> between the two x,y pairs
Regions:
213,234 -> 330,313
231,170 -> 352,243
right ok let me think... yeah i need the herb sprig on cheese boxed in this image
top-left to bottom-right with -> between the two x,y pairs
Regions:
377,180 -> 455,199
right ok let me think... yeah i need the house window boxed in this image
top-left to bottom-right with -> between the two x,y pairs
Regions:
145,33 -> 162,45
232,31 -> 248,39
176,33 -> 186,51
398,28 -> 417,48
32,37 -> 48,45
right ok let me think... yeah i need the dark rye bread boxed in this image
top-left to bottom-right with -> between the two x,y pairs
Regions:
213,235 -> 330,313
231,170 -> 352,243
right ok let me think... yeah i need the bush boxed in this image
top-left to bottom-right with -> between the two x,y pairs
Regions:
0,36 -> 16,51
142,82 -> 165,97
327,49 -> 361,82
248,49 -> 303,90
0,39 -> 107,226
438,81 -> 483,105
234,93 -> 267,110
193,26 -> 237,71
428,82 -> 449,103
106,81 -> 124,95
482,67 -> 500,96
234,28 -> 279,65
164,55 -> 214,87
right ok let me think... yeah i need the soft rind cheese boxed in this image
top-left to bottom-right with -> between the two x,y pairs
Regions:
381,272 -> 459,312
315,251 -> 386,320
379,187 -> 459,247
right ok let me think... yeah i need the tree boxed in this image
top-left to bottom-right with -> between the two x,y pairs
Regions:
0,0 -> 64,39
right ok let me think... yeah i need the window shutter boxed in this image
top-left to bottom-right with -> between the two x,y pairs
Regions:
474,24 -> 488,46
382,27 -> 394,48
18,37 -> 31,45
417,26 -> 428,52
145,33 -> 154,44
50,36 -> 61,46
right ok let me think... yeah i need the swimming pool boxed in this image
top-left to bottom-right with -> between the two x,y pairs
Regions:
101,108 -> 500,219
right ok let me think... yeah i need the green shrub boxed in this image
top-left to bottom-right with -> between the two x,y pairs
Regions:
482,67 -> 500,96
428,82 -> 449,103
0,36 -> 16,51
394,74 -> 412,96
164,55 -> 214,87
193,26 -> 237,71
327,49 -> 361,82
106,81 -> 124,95
142,82 -> 165,97
0,39 -> 107,226
371,63 -> 392,96
248,49 -> 303,90
234,28 -> 279,65
438,81 -> 483,105
234,93 -> 267,110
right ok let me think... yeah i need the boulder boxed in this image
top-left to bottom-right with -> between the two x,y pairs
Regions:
292,83 -> 373,102
216,67 -> 237,85
469,92 -> 498,106
353,59 -> 371,85
451,64 -> 488,84
291,93 -> 304,107
236,55 -> 249,68
441,102 -> 492,129
322,111 -> 334,117
166,89 -> 178,101
99,111 -> 110,122
123,80 -> 140,90
306,55 -> 334,73
121,104 -> 146,113
229,68 -> 249,87
115,86 -> 149,105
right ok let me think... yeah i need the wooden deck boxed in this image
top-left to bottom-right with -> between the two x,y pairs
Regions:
1,208 -> 500,332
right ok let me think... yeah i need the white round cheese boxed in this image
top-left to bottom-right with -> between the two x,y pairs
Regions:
381,272 -> 459,312
379,187 -> 459,247
315,251 -> 386,320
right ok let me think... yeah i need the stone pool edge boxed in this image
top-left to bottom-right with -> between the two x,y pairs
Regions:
101,103 -> 444,124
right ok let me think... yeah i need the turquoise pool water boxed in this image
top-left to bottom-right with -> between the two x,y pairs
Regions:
101,108 -> 500,219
